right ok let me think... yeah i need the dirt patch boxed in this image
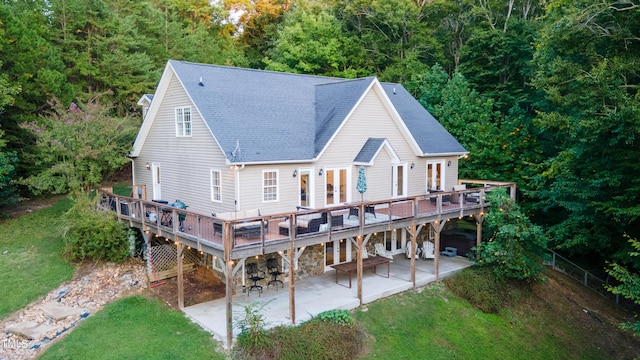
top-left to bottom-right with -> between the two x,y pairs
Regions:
145,266 -> 227,308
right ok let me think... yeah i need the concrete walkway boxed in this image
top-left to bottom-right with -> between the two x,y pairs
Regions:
183,255 -> 473,344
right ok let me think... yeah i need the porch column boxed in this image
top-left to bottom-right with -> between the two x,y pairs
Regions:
177,240 -> 184,309
409,223 -> 417,288
224,222 -> 233,349
475,213 -> 485,247
432,220 -> 446,279
357,205 -> 364,305
289,238 -> 296,324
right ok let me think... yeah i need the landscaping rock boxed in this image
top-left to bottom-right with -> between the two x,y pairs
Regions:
0,261 -> 148,360
40,303 -> 86,321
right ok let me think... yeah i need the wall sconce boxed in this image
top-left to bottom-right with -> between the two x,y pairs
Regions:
293,169 -> 298,178
410,162 -> 414,169
447,160 -> 451,167
319,168 -> 323,176
145,162 -> 151,170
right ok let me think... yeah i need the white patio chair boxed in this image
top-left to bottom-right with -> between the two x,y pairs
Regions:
405,243 -> 420,259
422,241 -> 435,260
374,243 -> 394,260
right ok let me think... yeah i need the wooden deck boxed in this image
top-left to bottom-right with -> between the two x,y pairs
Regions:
99,180 -> 515,260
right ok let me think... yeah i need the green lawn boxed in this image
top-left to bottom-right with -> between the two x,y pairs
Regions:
354,282 -> 609,360
0,198 -> 75,319
40,295 -> 225,360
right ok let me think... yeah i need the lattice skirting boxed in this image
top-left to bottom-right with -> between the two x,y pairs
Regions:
146,243 -> 202,281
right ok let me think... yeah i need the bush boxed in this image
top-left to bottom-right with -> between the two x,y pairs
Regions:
63,195 -> 130,263
233,305 -> 366,360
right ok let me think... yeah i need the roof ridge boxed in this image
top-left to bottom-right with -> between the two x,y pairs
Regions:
169,59 -> 348,82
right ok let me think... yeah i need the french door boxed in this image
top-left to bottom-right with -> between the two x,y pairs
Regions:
426,161 -> 445,191
325,168 -> 348,206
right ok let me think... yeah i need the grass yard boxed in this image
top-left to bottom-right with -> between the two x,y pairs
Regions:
0,198 -> 75,319
354,272 -> 637,360
39,295 -> 224,360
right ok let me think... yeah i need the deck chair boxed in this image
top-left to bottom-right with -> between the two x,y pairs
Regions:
422,241 -> 435,260
246,263 -> 265,296
266,257 -> 284,290
374,243 -> 394,260
405,243 -> 420,259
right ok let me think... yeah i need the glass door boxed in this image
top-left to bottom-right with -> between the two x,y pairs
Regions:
152,163 -> 161,200
325,239 -> 351,269
426,161 -> 444,191
325,168 -> 348,205
298,170 -> 312,208
392,164 -> 406,197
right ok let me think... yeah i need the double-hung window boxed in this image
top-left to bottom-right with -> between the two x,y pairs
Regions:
210,170 -> 221,202
175,107 -> 191,137
263,170 -> 278,202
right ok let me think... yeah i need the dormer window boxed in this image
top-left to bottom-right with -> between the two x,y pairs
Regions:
175,107 -> 192,137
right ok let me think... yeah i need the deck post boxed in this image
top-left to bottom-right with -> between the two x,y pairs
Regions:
357,204 -> 364,305
224,222 -> 233,350
432,220 -> 446,279
177,241 -> 184,309
289,238 -> 296,324
409,223 -> 417,288
475,213 -> 484,247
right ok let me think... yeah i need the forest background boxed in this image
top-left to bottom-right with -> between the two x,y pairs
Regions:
0,0 -> 638,275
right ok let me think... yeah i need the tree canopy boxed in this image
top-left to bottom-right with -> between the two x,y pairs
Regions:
1,0 -> 638,278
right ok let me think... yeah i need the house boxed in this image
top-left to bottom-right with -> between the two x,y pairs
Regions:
119,60 -> 513,346
131,60 -> 467,215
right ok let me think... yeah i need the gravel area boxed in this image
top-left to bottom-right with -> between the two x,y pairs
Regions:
1,261 -> 147,360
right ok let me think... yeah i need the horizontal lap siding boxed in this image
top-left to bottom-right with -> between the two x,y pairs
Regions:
318,87 -> 427,203
135,73 -> 234,214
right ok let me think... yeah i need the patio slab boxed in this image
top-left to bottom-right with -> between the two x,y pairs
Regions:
183,255 -> 473,345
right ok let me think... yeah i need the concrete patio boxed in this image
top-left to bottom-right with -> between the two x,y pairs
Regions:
183,255 -> 474,344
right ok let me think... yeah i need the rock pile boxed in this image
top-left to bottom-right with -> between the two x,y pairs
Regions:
1,261 -> 148,360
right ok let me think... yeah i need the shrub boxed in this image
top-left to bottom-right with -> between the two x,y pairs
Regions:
63,194 -> 129,263
316,309 -> 353,326
234,300 -> 272,352
472,188 -> 548,282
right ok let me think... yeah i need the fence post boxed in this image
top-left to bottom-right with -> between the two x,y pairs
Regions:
584,271 -> 588,287
552,252 -> 556,269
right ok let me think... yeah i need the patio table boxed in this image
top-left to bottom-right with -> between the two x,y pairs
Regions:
331,256 -> 391,288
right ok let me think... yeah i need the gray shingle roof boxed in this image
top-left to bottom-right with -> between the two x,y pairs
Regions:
353,138 -> 386,163
168,60 -> 466,163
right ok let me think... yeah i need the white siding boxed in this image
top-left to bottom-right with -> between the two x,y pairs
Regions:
315,86 -> 457,204
134,73 -> 235,214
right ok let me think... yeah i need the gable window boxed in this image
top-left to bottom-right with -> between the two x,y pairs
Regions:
263,170 -> 278,202
175,107 -> 191,137
210,169 -> 221,202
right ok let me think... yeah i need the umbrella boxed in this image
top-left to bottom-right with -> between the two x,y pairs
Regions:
356,166 -> 367,202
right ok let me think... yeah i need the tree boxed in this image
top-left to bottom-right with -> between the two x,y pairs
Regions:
20,94 -> 138,196
264,1 -> 363,77
530,0 -> 640,259
473,187 -> 548,281
606,236 -> 640,335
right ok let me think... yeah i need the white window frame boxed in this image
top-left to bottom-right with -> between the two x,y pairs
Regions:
175,106 -> 192,137
262,169 -> 279,202
210,169 -> 222,203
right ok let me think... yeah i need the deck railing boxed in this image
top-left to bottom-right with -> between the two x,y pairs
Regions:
98,181 -> 515,255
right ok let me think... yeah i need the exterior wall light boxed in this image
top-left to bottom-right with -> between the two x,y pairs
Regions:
319,168 -> 323,176
293,169 -> 298,177
146,162 -> 151,170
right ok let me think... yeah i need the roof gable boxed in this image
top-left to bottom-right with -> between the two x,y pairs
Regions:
131,60 -> 467,162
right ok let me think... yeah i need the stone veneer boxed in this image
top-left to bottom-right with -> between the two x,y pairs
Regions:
209,226 -> 437,293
